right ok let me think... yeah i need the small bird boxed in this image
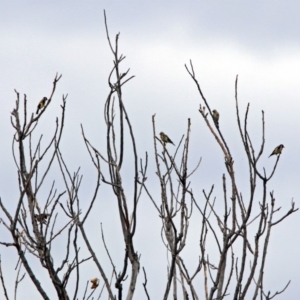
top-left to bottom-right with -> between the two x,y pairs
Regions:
90,278 -> 99,289
212,109 -> 220,128
34,213 -> 50,224
160,132 -> 175,145
269,144 -> 284,157
36,97 -> 47,114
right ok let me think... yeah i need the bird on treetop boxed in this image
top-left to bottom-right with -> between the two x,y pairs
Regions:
36,97 -> 47,114
269,144 -> 284,157
212,109 -> 220,128
160,132 -> 175,146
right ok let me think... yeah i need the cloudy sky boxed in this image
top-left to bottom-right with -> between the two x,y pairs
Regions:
1,1 -> 299,299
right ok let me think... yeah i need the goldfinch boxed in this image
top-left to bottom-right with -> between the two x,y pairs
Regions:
269,144 -> 284,157
34,213 -> 50,224
212,109 -> 219,128
90,278 -> 99,289
160,132 -> 175,145
36,97 -> 47,114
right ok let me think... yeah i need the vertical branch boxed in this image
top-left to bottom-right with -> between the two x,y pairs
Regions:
0,256 -> 9,300
81,11 -> 141,300
252,193 -> 275,299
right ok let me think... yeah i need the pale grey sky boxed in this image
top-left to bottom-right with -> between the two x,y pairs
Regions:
0,2 -> 299,299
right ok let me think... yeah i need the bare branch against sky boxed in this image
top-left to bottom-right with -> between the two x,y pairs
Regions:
0,3 -> 299,299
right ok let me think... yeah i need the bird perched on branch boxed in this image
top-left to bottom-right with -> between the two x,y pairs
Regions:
269,144 -> 284,157
34,213 -> 50,224
36,97 -> 47,114
212,109 -> 220,128
90,278 -> 99,289
160,132 -> 175,145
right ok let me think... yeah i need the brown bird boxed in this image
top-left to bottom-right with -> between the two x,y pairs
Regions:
34,213 -> 50,224
160,132 -> 175,145
212,109 -> 220,128
90,278 -> 99,289
269,144 -> 284,157
36,97 -> 47,114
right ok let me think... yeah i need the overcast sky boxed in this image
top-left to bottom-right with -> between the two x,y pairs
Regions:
0,2 -> 299,299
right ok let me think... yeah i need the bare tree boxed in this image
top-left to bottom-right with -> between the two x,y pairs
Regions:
79,11 -> 145,300
0,74 -> 80,300
0,12 -> 298,300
